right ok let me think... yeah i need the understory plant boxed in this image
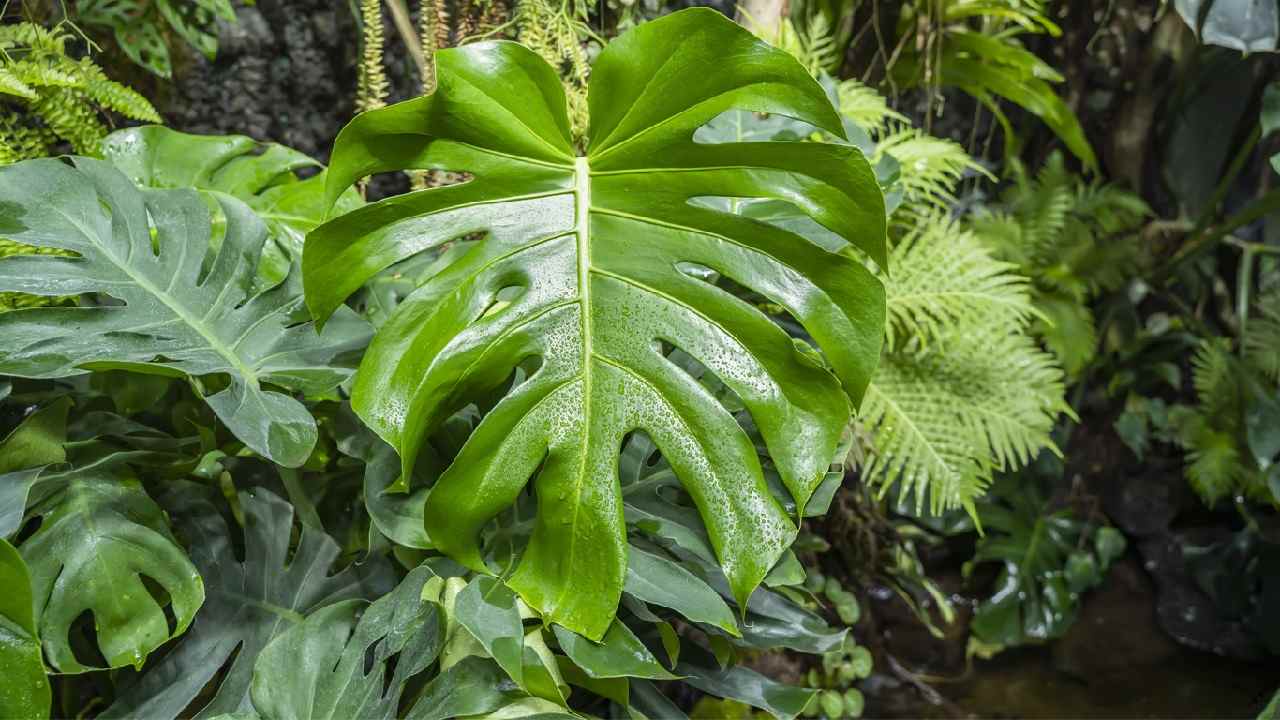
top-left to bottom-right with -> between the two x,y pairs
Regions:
0,9 -> 898,719
0,21 -> 159,162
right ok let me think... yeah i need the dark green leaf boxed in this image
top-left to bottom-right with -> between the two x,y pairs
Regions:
624,545 -> 738,636
407,656 -> 522,720
103,484 -> 394,720
553,620 -> 676,680
0,157 -> 372,467
244,566 -> 443,720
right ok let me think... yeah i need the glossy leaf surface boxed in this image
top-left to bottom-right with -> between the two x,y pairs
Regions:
306,7 -> 886,639
0,539 -> 48,719
0,158 -> 371,467
17,465 -> 204,672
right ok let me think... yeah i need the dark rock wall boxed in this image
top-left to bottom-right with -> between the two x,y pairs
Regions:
158,0 -> 418,166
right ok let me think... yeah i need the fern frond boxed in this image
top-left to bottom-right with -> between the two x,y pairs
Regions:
861,328 -> 1067,515
883,214 -> 1034,351
875,128 -> 989,216
837,79 -> 905,137
0,68 -> 37,99
1171,407 -> 1245,507
1032,294 -> 1096,378
1192,339 -> 1240,422
73,58 -> 161,122
1245,292 -> 1280,382
862,219 -> 1067,515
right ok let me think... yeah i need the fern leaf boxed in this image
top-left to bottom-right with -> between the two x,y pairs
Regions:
863,222 -> 1066,514
1246,292 -> 1280,382
1192,339 -> 1240,422
875,128 -> 989,216
862,328 -> 1066,514
73,59 -> 161,123
0,68 -> 36,99
837,79 -> 905,137
883,215 -> 1034,351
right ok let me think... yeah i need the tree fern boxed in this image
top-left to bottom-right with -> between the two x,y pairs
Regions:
0,22 -> 159,162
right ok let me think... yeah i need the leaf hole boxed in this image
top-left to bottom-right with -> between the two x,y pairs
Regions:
141,574 -> 179,637
68,609 -> 110,669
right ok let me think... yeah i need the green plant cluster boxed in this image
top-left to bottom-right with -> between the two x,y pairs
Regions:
0,21 -> 159,163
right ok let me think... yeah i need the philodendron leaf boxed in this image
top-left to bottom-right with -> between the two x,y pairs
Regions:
553,620 -> 676,680
306,7 -> 886,639
102,125 -> 363,286
624,545 -> 738,636
0,395 -> 69,538
0,157 -> 372,467
0,539 -> 49,720
241,566 -> 444,720
406,656 -> 523,720
452,576 -> 569,704
16,465 -> 204,672
103,483 -> 394,720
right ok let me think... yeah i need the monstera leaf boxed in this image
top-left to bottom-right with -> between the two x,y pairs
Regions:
102,126 -> 363,287
305,8 -> 887,639
230,566 -> 443,720
0,158 -> 371,467
16,464 -> 204,672
103,484 -> 394,720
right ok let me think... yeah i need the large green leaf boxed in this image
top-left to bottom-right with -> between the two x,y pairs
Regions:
16,464 -> 204,672
101,126 -> 363,287
305,7 -> 886,639
0,538 -> 48,720
0,157 -> 371,467
236,566 -> 444,720
103,484 -> 394,720
0,395 -> 69,538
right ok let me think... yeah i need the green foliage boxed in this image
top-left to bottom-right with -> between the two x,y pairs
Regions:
0,540 -> 48,720
1167,339 -> 1280,507
305,8 -> 887,639
967,471 -> 1125,653
862,214 -> 1067,514
0,157 -> 371,468
971,153 -> 1150,377
100,125 -> 364,288
889,0 -> 1095,169
0,22 -> 159,162
75,0 -> 237,79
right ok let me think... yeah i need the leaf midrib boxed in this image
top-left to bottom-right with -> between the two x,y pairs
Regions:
53,203 -> 261,388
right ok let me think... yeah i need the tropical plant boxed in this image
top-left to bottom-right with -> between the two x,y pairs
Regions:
0,21 -> 159,163
1174,0 -> 1279,53
304,7 -> 888,640
971,152 -> 1150,377
74,0 -> 236,79
0,9 -> 905,719
887,0 -> 1097,169
966,461 -> 1126,654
